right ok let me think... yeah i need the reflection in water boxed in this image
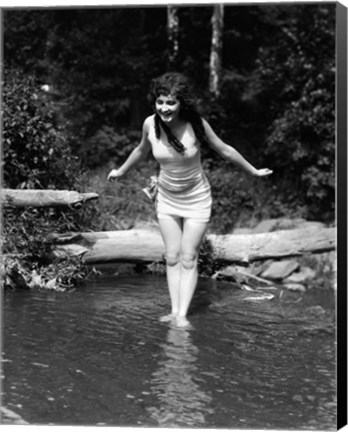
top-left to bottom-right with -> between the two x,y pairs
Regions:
147,327 -> 213,427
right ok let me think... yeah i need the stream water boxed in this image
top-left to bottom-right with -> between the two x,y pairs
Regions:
1,274 -> 336,429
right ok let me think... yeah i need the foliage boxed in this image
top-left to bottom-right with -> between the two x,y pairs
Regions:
2,3 -> 336,234
198,4 -> 335,222
79,126 -> 141,168
3,8 -> 168,144
207,162 -> 308,233
2,206 -> 95,291
2,67 -> 80,189
4,207 -> 55,265
2,66 -> 96,290
250,4 -> 335,220
2,9 -> 54,76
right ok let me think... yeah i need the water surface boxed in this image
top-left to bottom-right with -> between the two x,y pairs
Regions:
2,275 -> 336,429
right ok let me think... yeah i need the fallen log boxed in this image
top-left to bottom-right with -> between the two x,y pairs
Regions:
53,230 -> 165,263
52,226 -> 336,265
209,226 -> 336,263
1,189 -> 99,208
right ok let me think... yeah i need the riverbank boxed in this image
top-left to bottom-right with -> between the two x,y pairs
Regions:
3,221 -> 335,294
88,218 -> 336,296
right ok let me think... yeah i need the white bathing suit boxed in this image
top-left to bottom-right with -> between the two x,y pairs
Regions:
149,117 -> 212,222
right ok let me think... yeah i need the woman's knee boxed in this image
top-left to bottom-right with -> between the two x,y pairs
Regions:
165,251 -> 181,266
181,252 -> 197,270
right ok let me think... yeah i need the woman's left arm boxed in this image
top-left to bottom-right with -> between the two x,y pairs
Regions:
202,118 -> 272,177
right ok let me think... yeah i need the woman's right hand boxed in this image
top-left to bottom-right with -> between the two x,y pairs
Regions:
107,169 -> 124,182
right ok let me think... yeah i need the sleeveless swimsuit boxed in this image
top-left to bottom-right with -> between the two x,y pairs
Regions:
149,118 -> 212,222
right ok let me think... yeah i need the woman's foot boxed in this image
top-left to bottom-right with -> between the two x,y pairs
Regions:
175,316 -> 191,328
159,313 -> 177,323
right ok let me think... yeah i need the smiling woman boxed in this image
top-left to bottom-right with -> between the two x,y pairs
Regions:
155,94 -> 181,124
107,72 -> 272,327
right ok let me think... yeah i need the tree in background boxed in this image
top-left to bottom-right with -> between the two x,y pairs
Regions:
167,6 -> 179,70
209,4 -> 224,98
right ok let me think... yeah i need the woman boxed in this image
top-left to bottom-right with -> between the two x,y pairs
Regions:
108,72 -> 272,327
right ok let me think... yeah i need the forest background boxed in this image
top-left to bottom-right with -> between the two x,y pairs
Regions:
2,3 -> 336,285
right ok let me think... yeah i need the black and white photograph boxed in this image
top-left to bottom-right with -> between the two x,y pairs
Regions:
1,1 -> 346,430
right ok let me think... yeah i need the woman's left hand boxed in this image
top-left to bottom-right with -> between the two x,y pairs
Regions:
253,168 -> 273,177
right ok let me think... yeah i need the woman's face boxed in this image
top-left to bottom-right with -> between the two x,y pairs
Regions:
155,94 -> 181,124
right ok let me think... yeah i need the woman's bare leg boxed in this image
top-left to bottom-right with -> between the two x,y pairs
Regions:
176,219 -> 208,326
158,216 -> 183,321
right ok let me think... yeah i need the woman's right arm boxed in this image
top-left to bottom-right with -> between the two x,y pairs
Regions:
107,117 -> 152,182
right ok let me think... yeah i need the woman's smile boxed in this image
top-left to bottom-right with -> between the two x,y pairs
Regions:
155,94 -> 181,124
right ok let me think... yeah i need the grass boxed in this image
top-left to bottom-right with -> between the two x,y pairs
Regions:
78,161 -> 158,232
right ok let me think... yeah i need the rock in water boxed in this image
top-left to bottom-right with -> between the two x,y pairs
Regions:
260,260 -> 300,280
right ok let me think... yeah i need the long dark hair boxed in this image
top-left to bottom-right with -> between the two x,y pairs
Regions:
147,72 -> 210,153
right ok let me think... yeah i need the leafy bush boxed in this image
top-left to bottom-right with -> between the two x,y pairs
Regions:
2,67 -> 95,290
2,67 -> 80,189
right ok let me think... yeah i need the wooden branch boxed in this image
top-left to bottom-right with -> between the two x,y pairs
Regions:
1,189 -> 99,208
52,226 -> 336,265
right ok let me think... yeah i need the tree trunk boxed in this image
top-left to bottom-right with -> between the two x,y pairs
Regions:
209,4 -> 224,98
1,189 -> 99,208
167,5 -> 179,70
52,227 -> 336,265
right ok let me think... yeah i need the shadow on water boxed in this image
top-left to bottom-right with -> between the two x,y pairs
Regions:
1,274 -> 336,429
